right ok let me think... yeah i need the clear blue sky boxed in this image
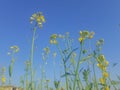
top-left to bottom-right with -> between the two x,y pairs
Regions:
0,0 -> 120,86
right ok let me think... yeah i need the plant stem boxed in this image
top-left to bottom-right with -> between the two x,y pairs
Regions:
56,44 -> 69,90
30,28 -> 36,90
73,43 -> 84,90
93,63 -> 99,90
26,72 -> 28,90
108,75 -> 117,90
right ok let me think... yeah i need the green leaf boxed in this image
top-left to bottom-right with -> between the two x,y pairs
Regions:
78,55 -> 92,65
83,69 -> 90,82
9,64 -> 13,77
65,47 -> 78,63
61,72 -> 75,78
54,80 -> 60,88
86,83 -> 93,90
111,80 -> 120,85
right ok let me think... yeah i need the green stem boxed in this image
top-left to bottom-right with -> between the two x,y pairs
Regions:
56,44 -> 69,90
9,52 -> 15,85
73,43 -> 84,90
64,61 -> 69,90
108,76 -> 117,90
53,58 -> 56,81
26,73 -> 28,90
93,63 -> 99,90
30,28 -> 36,90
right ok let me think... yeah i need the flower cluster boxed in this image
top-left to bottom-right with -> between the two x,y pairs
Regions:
50,34 -> 58,44
0,67 -> 6,85
97,54 -> 109,90
30,12 -> 45,28
1,76 -> 6,84
43,47 -> 50,55
10,45 -> 19,53
78,31 -> 94,43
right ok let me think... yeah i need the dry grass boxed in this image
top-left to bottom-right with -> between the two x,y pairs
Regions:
0,86 -> 23,90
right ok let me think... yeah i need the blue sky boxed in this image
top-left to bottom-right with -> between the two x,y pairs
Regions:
0,0 -> 120,86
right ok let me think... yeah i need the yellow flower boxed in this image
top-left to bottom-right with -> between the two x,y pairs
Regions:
79,31 -> 89,37
43,47 -> 50,55
79,31 -> 82,36
97,63 -> 106,71
105,61 -> 109,66
53,40 -> 58,44
32,13 -> 37,18
88,32 -> 94,39
88,35 -> 93,39
105,86 -> 110,90
50,34 -> 58,44
102,67 -> 106,71
10,45 -> 19,53
53,52 -> 57,58
36,16 -> 41,22
1,76 -> 6,83
99,78 -> 105,84
30,12 -> 45,28
84,31 -> 89,36
98,54 -> 105,61
50,34 -> 57,39
101,55 -> 105,60
50,40 -> 53,44
103,72 -> 109,78
41,16 -> 45,22
97,63 -> 102,68
78,37 -> 84,43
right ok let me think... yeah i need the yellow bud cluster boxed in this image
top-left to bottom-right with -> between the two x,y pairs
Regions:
30,12 -> 45,28
105,86 -> 110,90
10,45 -> 19,53
99,77 -> 106,84
103,72 -> 109,78
43,47 -> 50,55
97,54 -> 109,89
1,76 -> 6,83
50,34 -> 58,44
78,31 -> 95,43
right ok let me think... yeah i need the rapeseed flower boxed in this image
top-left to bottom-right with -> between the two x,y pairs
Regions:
99,77 -> 105,84
103,72 -> 109,78
43,47 -> 50,55
50,34 -> 58,44
78,37 -> 85,43
105,86 -> 110,90
10,45 -> 19,53
105,61 -> 109,66
88,31 -> 94,39
78,31 -> 94,43
1,76 -> 6,83
50,34 -> 57,39
53,52 -> 57,58
96,39 -> 104,46
30,12 -> 45,28
97,54 -> 109,89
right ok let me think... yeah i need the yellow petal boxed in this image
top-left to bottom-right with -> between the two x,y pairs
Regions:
103,72 -> 109,78
105,86 -> 110,90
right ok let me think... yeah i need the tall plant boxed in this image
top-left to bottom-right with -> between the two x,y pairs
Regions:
29,12 -> 45,90
8,45 -> 19,85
